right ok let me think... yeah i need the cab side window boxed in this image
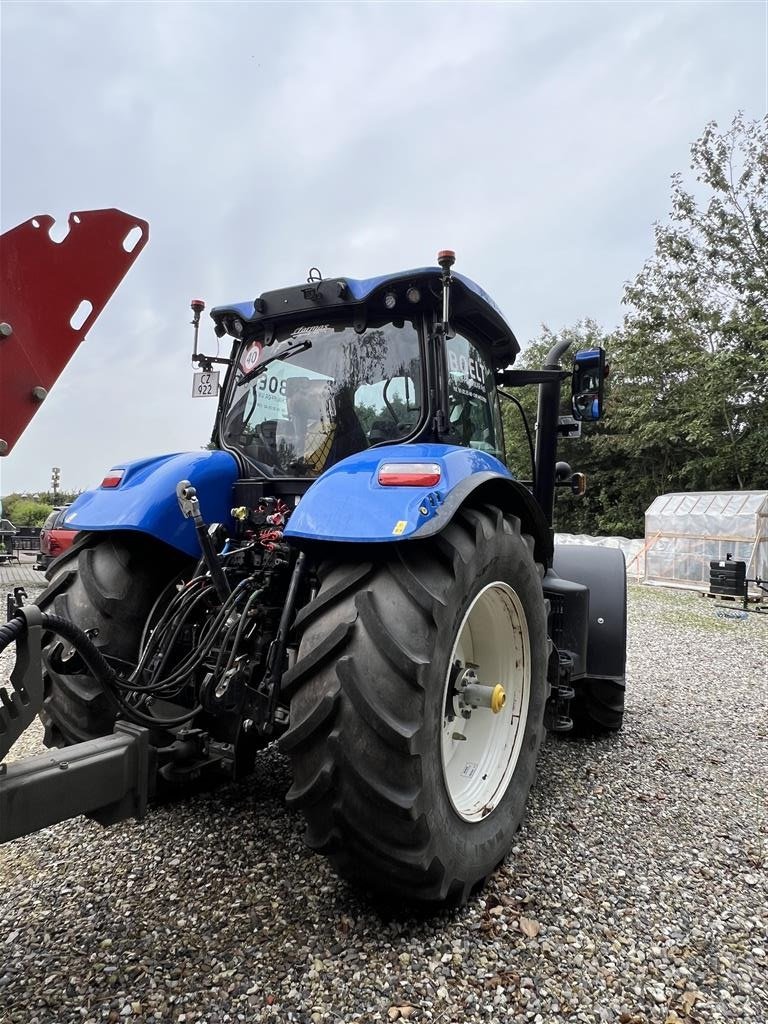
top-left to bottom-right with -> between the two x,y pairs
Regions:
445,334 -> 505,460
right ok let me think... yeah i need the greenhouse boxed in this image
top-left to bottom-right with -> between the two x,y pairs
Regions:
644,491 -> 768,596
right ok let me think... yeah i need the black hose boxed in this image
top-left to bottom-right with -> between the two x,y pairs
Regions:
0,617 -> 26,652
2,612 -> 201,729
2,572 -> 260,729
499,388 -> 536,489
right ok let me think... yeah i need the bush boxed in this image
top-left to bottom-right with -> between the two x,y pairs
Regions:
7,500 -> 54,527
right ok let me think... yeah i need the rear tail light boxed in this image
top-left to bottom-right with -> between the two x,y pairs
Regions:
378,463 -> 441,487
101,468 -> 125,488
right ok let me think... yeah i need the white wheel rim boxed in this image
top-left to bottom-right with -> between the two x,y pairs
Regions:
440,581 -> 531,822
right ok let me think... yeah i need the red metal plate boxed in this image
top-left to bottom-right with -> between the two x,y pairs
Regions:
0,209 -> 149,455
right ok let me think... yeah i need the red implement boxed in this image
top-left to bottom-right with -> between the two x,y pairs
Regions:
0,209 -> 149,455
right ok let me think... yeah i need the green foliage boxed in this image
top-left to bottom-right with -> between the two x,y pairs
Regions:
501,335 -> 549,482
616,113 -> 767,509
507,113 -> 768,539
1,490 -> 80,526
501,322 -> 642,536
5,499 -> 54,527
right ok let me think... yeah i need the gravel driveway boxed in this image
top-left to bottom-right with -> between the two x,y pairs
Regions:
1,584 -> 766,1024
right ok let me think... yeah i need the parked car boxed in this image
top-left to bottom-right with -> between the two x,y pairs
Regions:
0,517 -> 18,563
35,506 -> 78,570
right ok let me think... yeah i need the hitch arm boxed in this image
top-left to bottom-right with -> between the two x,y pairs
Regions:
0,722 -> 151,844
0,605 -> 44,763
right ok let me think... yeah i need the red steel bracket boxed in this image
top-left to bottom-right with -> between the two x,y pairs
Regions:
0,209 -> 149,455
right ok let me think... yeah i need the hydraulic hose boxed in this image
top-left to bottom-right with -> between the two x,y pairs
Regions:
1,612 -> 201,728
0,616 -> 26,652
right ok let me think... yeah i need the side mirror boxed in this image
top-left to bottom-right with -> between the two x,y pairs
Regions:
571,348 -> 606,421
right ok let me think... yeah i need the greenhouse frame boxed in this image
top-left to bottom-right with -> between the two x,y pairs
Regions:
643,491 -> 768,597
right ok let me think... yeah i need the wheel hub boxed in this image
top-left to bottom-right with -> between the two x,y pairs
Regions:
440,582 -> 531,823
454,665 -> 507,715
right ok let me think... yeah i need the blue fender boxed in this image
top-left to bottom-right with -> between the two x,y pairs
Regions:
62,451 -> 239,557
285,444 -> 517,544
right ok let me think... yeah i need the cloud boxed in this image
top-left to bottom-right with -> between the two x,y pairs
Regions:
1,0 -> 765,493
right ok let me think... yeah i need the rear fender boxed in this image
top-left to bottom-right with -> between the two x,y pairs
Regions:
284,444 -> 553,566
551,544 -> 627,683
61,451 -> 239,557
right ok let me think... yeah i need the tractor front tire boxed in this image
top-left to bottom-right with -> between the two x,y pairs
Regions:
37,534 -> 187,748
569,677 -> 625,734
279,505 -> 549,907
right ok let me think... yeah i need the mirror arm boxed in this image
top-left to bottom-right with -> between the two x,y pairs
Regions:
495,368 -> 569,387
193,354 -> 232,371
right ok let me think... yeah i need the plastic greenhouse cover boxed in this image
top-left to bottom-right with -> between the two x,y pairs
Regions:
644,491 -> 767,593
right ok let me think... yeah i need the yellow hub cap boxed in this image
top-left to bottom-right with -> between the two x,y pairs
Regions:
490,684 -> 506,714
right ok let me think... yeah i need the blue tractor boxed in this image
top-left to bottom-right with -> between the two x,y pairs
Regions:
1,252 -> 626,906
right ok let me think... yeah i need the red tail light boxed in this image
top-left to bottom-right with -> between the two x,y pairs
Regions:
101,468 -> 125,488
378,463 -> 441,487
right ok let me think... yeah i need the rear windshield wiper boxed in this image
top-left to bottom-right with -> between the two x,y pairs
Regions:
236,339 -> 313,387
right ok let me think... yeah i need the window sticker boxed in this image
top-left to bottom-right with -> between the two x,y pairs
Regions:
447,348 -> 486,397
239,340 -> 263,374
250,360 -> 333,421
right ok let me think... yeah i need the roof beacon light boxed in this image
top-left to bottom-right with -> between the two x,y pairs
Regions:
384,291 -> 397,310
101,468 -> 125,488
378,462 -> 441,487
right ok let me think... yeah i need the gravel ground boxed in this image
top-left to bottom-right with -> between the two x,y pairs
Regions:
1,584 -> 766,1024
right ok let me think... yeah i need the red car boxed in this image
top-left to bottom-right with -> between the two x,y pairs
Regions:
36,506 -> 78,570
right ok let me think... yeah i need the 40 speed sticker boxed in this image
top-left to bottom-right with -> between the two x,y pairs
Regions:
239,340 -> 263,374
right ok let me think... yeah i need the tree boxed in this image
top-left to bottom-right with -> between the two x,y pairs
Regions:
5,499 -> 53,527
616,112 -> 768,507
527,114 -> 768,539
1,491 -> 80,524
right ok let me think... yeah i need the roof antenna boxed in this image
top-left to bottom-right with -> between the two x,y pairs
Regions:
303,267 -> 323,303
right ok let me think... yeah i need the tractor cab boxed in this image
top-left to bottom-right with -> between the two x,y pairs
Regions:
208,262 -> 520,479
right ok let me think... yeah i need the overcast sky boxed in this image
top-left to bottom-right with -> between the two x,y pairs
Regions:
1,0 -> 766,495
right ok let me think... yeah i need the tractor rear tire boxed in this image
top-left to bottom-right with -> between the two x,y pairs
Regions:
37,533 -> 188,748
279,505 -> 549,907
